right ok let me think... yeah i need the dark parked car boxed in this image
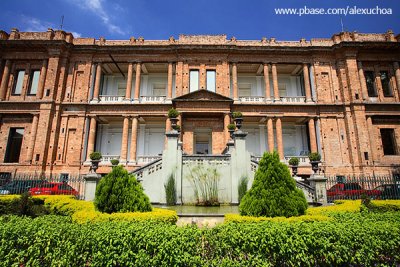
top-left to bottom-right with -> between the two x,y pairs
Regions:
29,182 -> 79,196
327,182 -> 381,201
0,180 -> 45,195
373,184 -> 400,199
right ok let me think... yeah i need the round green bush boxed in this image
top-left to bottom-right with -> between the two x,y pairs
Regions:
239,151 -> 307,217
94,165 -> 152,213
227,123 -> 236,130
288,157 -> 299,166
110,159 -> 120,166
308,152 -> 321,161
167,108 -> 179,118
232,111 -> 242,118
89,151 -> 102,161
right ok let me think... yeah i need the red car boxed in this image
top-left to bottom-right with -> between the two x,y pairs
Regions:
29,182 -> 79,196
327,183 -> 381,201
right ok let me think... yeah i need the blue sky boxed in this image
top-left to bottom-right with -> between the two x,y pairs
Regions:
1,0 -> 399,40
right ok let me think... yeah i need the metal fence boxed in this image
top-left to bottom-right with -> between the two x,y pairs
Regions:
326,175 -> 400,202
0,173 -> 85,200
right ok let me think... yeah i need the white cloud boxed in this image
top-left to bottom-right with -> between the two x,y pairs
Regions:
68,0 -> 126,35
20,15 -> 82,37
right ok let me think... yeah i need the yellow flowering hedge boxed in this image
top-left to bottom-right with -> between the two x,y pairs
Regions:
1,195 -> 178,224
225,213 -> 331,223
0,195 -> 20,201
226,199 -> 400,223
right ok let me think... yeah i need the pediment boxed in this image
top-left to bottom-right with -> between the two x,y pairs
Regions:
172,90 -> 233,102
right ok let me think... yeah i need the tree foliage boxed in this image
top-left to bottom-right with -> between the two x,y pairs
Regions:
239,151 -> 307,217
164,174 -> 177,206
94,165 -> 152,213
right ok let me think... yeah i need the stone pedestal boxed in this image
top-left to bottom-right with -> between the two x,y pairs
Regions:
230,130 -> 250,204
308,174 -> 328,205
161,130 -> 182,204
84,173 -> 101,201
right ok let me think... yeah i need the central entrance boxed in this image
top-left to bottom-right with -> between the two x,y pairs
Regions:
194,128 -> 212,154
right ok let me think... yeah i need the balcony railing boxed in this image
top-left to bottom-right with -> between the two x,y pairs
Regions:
140,96 -> 166,103
238,96 -> 265,103
251,155 -> 310,166
283,156 -> 310,165
137,155 -> 162,164
280,96 -> 306,103
101,155 -> 120,164
99,95 -> 125,103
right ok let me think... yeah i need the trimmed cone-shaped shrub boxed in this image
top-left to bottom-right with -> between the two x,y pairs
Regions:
94,165 -> 152,213
239,151 -> 307,217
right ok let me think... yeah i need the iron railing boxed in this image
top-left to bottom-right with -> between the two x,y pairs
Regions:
326,175 -> 400,202
0,174 -> 85,199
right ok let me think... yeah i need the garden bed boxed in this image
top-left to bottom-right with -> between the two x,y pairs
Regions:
1,196 -> 399,266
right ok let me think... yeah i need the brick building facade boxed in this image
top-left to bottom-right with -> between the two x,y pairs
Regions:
0,28 -> 399,177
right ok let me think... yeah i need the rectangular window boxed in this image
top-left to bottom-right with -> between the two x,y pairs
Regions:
13,70 -> 25,95
153,83 -> 166,96
380,129 -> 397,155
238,83 -> 251,97
117,82 -> 125,96
380,71 -> 392,97
364,71 -> 377,97
206,70 -> 216,92
189,70 -> 199,92
4,128 -> 24,163
28,70 -> 40,95
278,83 -> 287,97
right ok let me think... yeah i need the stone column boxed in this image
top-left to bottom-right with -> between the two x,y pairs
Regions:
125,63 -> 133,101
134,63 -> 141,101
120,116 -> 130,163
86,116 -> 97,161
263,64 -> 271,101
26,114 -> 39,162
36,59 -> 48,99
394,62 -> 400,97
272,63 -> 280,101
232,63 -> 238,100
267,117 -> 274,152
275,117 -> 284,159
358,62 -> 369,101
92,63 -> 102,101
224,112 -> 231,144
308,118 -> 317,153
303,63 -> 313,102
167,62 -> 173,99
129,116 -> 138,164
0,59 -> 11,101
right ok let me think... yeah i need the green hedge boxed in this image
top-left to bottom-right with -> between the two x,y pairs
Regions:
1,213 -> 399,266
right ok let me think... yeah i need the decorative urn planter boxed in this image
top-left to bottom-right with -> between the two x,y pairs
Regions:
310,161 -> 320,174
90,160 -> 100,173
291,166 -> 298,176
288,157 -> 299,177
308,152 -> 322,174
227,123 -> 236,139
168,108 -> 180,131
170,117 -> 179,130
232,112 -> 243,130
89,151 -> 102,173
